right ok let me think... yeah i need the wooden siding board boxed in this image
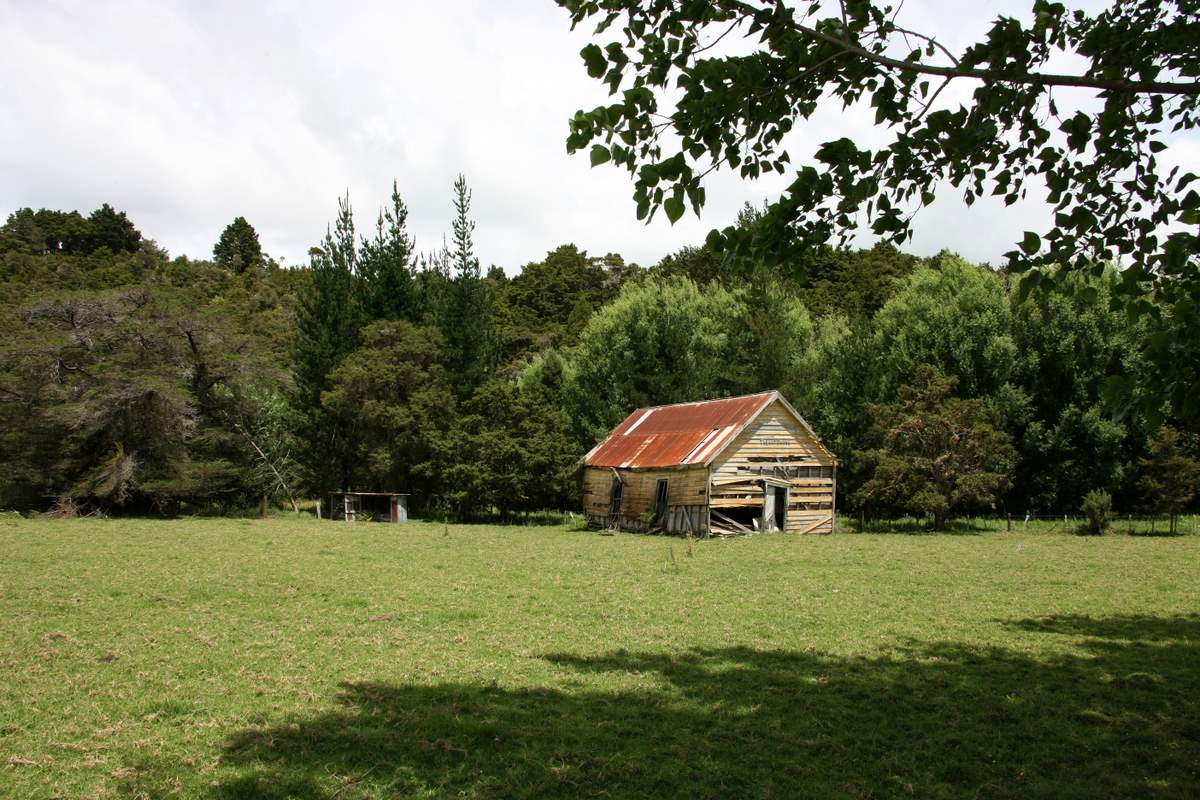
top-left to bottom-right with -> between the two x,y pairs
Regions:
710,399 -> 836,534
582,466 -> 708,528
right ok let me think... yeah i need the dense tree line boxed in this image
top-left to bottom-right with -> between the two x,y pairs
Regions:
0,192 -> 1196,523
0,209 -> 298,513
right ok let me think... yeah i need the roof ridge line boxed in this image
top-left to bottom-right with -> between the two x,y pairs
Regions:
631,389 -> 777,413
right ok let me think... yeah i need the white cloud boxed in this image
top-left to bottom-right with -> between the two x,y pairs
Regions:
0,1 -> 1193,272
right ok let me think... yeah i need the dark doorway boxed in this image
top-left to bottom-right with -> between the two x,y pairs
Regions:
609,477 -> 623,518
770,485 -> 787,531
653,479 -> 669,525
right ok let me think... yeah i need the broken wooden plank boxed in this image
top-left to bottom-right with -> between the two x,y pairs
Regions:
796,516 -> 833,535
710,509 -> 752,533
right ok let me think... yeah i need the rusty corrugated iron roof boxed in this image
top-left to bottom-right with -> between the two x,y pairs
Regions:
584,391 -> 777,469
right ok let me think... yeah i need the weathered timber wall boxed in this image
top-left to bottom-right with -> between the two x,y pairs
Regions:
582,466 -> 708,532
709,399 -> 837,534
664,504 -> 707,535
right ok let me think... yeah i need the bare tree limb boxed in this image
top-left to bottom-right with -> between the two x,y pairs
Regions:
797,23 -> 1200,95
232,419 -> 299,514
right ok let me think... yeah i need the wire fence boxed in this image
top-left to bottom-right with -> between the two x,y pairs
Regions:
1016,513 -> 1199,535
847,512 -> 1200,535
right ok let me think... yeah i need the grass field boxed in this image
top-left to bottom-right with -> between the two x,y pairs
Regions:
1,516 -> 1197,799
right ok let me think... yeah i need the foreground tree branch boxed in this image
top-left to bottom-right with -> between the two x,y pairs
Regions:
560,0 -> 1200,422
794,21 -> 1200,95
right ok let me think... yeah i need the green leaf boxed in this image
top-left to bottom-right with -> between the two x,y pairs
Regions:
1017,269 -> 1042,301
1020,231 -> 1041,255
664,195 -> 685,224
580,44 -> 606,78
1100,376 -> 1131,415
1060,112 -> 1091,152
638,164 -> 660,184
589,145 -> 611,167
705,228 -> 726,252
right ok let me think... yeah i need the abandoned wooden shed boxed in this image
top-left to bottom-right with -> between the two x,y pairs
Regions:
328,492 -> 409,523
581,391 -> 837,536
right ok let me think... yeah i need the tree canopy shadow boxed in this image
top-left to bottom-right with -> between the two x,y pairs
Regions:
127,615 -> 1199,799
1004,612 -> 1200,643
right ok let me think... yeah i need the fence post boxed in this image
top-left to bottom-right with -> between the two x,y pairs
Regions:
1006,513 -> 1011,532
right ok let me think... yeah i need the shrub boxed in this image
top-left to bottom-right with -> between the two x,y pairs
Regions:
1081,489 -> 1113,535
638,510 -> 661,531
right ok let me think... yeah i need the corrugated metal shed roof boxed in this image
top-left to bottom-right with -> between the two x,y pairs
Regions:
584,391 -> 777,469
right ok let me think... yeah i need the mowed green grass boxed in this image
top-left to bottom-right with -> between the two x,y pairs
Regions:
1,517 -> 1197,800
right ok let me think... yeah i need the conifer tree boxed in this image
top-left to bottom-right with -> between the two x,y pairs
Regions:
564,296 -> 593,345
86,203 -> 142,254
291,193 -> 363,492
418,237 -> 453,329
1139,426 -> 1200,535
450,175 -> 478,284
442,175 -> 493,389
358,181 -> 416,321
213,216 -> 264,273
856,367 -> 1016,530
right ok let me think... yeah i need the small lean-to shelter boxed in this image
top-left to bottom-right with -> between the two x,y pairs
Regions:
581,391 -> 836,536
328,492 -> 409,523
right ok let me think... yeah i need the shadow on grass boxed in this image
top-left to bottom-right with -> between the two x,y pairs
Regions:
129,616 -> 1200,800
1005,612 -> 1200,642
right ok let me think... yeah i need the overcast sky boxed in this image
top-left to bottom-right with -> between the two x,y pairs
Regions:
1,1 -> 1194,272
